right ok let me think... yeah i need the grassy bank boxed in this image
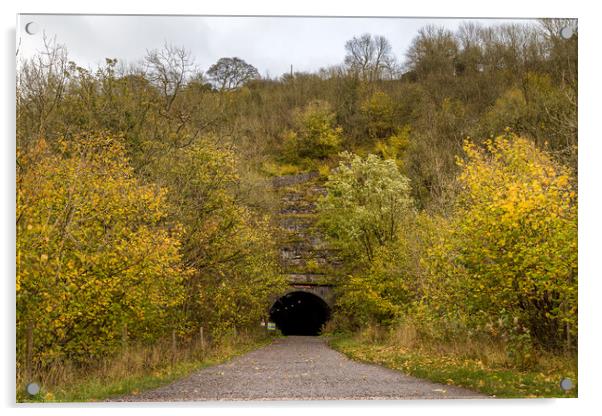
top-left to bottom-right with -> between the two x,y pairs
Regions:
18,332 -> 275,403
328,332 -> 577,398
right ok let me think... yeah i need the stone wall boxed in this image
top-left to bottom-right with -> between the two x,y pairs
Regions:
272,172 -> 340,302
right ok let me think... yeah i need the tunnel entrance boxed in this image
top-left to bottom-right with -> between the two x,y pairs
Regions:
269,291 -> 331,336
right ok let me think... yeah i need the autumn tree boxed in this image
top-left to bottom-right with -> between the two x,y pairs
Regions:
360,91 -> 397,139
332,213 -> 436,328
426,135 -> 577,351
317,152 -> 418,327
147,137 -> 286,338
17,133 -> 186,365
283,100 -> 343,161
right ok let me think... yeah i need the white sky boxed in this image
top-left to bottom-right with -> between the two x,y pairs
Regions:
17,15 -> 538,77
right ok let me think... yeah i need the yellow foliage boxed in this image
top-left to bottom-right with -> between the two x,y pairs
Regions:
427,135 -> 577,350
17,133 -> 187,364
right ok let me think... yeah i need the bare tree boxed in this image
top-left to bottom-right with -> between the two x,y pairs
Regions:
538,18 -> 578,87
207,57 -> 259,90
344,34 -> 397,81
17,35 -> 70,141
405,25 -> 458,78
145,44 -> 196,112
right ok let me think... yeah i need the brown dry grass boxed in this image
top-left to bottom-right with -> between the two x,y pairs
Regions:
17,330 -> 271,402
356,321 -> 575,373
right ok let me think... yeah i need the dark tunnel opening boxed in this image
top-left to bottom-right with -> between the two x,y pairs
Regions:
269,291 -> 331,336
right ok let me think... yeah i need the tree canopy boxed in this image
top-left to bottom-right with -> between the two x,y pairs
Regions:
207,57 -> 260,90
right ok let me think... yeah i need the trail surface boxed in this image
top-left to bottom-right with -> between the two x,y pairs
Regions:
116,336 -> 485,401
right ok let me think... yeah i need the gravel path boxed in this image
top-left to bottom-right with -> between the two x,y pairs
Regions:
115,336 -> 486,401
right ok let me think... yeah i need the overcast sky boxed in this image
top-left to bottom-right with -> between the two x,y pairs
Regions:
17,15 -> 538,77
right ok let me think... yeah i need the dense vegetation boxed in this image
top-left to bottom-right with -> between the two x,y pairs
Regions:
17,18 -> 577,398
16,41 -> 288,389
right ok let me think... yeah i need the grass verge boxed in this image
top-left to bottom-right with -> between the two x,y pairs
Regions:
328,334 -> 577,398
18,334 -> 274,403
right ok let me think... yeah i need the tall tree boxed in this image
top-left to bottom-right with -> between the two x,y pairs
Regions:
207,57 -> 260,90
344,34 -> 397,81
405,25 -> 458,79
145,44 -> 196,112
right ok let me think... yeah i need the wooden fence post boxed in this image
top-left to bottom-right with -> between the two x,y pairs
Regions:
199,326 -> 205,351
566,320 -> 571,353
25,322 -> 34,381
122,323 -> 128,355
171,329 -> 177,364
564,302 -> 571,354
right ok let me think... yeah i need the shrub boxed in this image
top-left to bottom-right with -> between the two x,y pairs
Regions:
425,134 -> 577,351
283,100 -> 343,161
17,133 -> 186,366
317,152 -> 414,263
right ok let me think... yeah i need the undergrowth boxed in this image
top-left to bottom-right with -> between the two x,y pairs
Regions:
17,331 -> 275,403
327,324 -> 577,398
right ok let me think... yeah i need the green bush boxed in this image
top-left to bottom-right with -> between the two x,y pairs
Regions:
283,100 -> 343,161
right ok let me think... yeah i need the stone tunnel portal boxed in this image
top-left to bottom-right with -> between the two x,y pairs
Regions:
269,291 -> 331,336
